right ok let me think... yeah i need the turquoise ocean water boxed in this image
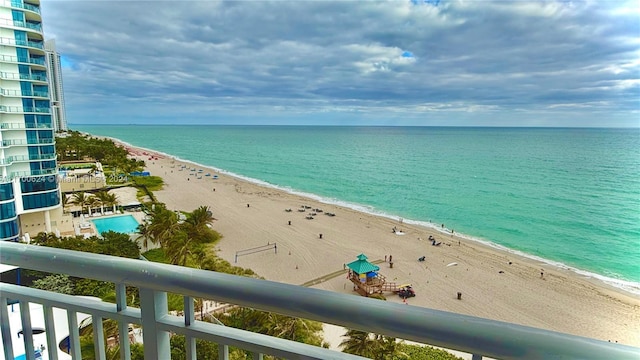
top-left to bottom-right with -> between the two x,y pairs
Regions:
74,125 -> 640,293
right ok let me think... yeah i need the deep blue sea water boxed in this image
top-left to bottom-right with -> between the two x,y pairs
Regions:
73,125 -> 640,293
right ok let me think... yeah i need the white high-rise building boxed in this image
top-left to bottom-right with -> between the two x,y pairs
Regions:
1,0 -> 62,241
45,38 -> 66,131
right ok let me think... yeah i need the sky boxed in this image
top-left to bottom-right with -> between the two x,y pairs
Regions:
41,0 -> 640,127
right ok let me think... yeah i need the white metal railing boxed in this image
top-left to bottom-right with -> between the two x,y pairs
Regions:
0,54 -> 46,65
0,18 -> 42,32
0,106 -> 50,113
0,71 -> 47,82
1,242 -> 638,360
0,37 -> 44,49
2,0 -> 41,13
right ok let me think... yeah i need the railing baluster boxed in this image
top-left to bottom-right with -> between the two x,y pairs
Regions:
140,288 -> 170,360
0,297 -> 15,360
1,243 -> 638,360
43,305 -> 58,360
19,300 -> 36,360
92,315 -> 106,360
67,310 -> 81,359
252,351 -> 264,360
184,296 -> 196,360
218,343 -> 229,360
115,283 -> 131,360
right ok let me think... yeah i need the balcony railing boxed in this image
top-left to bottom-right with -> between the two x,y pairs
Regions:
0,154 -> 55,167
1,138 -> 55,147
0,18 -> 42,32
0,37 -> 44,49
0,72 -> 47,82
1,122 -> 53,130
0,88 -> 49,97
0,54 -> 46,66
15,20 -> 42,32
2,0 -> 41,13
0,242 -> 637,360
0,105 -> 50,113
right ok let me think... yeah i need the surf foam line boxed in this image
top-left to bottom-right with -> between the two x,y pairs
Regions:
96,134 -> 640,296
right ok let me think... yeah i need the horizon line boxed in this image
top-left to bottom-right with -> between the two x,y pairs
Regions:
68,123 -> 640,129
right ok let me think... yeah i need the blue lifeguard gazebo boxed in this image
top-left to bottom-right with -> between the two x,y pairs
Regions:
346,253 -> 389,296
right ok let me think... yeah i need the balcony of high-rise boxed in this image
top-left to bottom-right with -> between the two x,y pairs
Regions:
1,242 -> 638,360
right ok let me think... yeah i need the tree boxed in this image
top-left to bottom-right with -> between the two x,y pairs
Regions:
375,334 -> 407,360
32,274 -> 74,295
98,231 -> 141,259
396,343 -> 464,360
89,196 -> 102,216
221,307 -> 324,347
146,205 -> 179,248
340,329 -> 377,358
71,191 -> 91,215
186,206 -> 215,228
165,231 -> 193,267
170,335 -> 220,360
183,206 -> 219,243
136,221 -> 154,251
104,192 -> 118,212
340,329 -> 409,360
94,190 -> 111,215
61,193 -> 70,213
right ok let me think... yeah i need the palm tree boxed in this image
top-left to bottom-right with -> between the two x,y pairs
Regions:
186,206 -> 215,228
104,192 -> 118,213
136,221 -> 154,251
166,231 -> 194,266
340,329 -> 407,360
340,329 -> 377,358
183,206 -> 219,245
147,205 -> 179,248
374,334 -> 407,360
88,196 -> 101,216
78,318 -> 125,360
94,190 -> 111,215
71,191 -> 91,215
61,193 -> 70,213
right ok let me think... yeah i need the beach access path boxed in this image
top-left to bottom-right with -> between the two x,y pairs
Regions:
130,145 -> 640,347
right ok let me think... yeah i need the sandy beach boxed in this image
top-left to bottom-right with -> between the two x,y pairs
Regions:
126,145 -> 640,347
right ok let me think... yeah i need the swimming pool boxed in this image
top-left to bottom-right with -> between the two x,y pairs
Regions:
91,215 -> 140,235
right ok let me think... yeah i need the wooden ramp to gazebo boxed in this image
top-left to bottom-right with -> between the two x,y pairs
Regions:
381,282 -> 401,293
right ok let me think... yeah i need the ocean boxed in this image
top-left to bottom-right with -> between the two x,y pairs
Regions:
72,125 -> 640,294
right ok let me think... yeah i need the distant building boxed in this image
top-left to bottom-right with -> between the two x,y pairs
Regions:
44,39 -> 67,131
1,1 -> 67,241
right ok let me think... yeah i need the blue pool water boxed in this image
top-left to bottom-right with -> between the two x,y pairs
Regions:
92,215 -> 140,235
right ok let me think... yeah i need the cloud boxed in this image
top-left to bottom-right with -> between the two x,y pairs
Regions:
40,0 -> 640,127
